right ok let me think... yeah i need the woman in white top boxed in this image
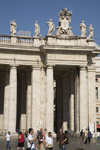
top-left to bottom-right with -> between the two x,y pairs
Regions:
45,132 -> 55,150
27,128 -> 37,150
92,131 -> 96,144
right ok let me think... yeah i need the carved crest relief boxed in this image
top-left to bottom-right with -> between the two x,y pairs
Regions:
56,8 -> 73,36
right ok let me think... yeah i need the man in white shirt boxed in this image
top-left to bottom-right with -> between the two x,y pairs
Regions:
97,131 -> 100,141
27,128 -> 37,150
5,131 -> 11,149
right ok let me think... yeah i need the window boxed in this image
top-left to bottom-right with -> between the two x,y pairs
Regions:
96,78 -> 98,82
96,107 -> 99,113
96,87 -> 98,99
97,121 -> 99,125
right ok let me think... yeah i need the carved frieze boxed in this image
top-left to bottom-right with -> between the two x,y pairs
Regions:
47,54 -> 86,60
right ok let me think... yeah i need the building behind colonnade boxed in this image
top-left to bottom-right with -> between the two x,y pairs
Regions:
0,8 -> 100,134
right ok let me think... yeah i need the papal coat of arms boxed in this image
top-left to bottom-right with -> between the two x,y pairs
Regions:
56,8 -> 73,36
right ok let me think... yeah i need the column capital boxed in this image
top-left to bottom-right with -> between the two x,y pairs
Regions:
87,66 -> 95,72
9,64 -> 18,69
46,65 -> 54,69
32,65 -> 41,70
80,66 -> 87,70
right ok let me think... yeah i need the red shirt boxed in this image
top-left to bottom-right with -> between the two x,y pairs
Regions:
18,134 -> 24,143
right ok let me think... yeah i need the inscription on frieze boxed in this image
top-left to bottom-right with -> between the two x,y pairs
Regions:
47,54 -> 86,60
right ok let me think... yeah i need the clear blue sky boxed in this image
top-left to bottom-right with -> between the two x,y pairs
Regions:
0,0 -> 100,45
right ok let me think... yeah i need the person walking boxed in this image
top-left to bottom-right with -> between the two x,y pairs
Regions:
84,129 -> 88,144
57,128 -> 67,150
88,129 -> 91,144
44,128 -> 47,140
5,131 -> 11,149
27,128 -> 37,150
25,131 -> 28,144
39,128 -> 44,150
36,128 -> 44,150
97,131 -> 100,141
80,129 -> 84,143
45,132 -> 55,150
17,131 -> 25,150
92,131 -> 96,144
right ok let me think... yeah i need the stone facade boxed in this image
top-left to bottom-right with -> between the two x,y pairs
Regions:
0,8 -> 100,134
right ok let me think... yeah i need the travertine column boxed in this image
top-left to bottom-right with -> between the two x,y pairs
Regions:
20,73 -> 26,130
80,66 -> 88,131
8,65 -> 17,133
88,66 -> 96,131
75,69 -> 80,133
46,66 -> 54,132
69,70 -> 75,131
31,66 -> 40,132
4,70 -> 9,130
40,67 -> 46,129
26,70 -> 31,129
56,77 -> 62,132
62,74 -> 70,130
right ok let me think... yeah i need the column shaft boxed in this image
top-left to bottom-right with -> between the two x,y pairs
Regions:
75,69 -> 80,132
88,66 -> 96,132
62,75 -> 70,130
69,70 -> 75,131
20,74 -> 26,130
46,66 -> 54,132
26,71 -> 31,129
31,66 -> 40,132
40,68 -> 46,129
56,78 -> 62,132
80,67 -> 88,131
8,66 -> 17,133
4,71 -> 9,130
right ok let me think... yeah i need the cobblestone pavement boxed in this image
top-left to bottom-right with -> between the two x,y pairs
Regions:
0,135 -> 100,150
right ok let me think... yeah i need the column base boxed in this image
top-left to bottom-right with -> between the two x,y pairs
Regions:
11,132 -> 18,136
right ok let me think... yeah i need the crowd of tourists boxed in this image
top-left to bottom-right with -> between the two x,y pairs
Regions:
5,128 -> 100,150
5,128 -> 68,150
80,128 -> 100,144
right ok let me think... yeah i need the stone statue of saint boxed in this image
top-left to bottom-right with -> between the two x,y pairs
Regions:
10,19 -> 17,36
80,20 -> 87,37
34,21 -> 40,37
87,24 -> 94,39
47,19 -> 55,35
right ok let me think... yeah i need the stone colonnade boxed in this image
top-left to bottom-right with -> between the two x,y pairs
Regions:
2,65 -> 53,133
0,64 -> 96,133
56,65 -> 96,132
